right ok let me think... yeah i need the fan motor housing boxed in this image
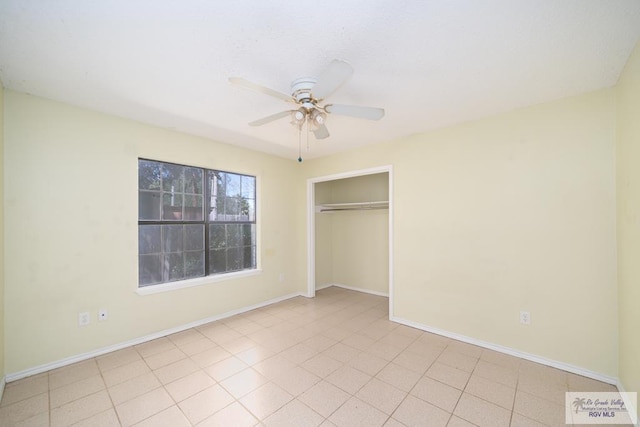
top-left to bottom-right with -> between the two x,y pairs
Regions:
291,77 -> 317,102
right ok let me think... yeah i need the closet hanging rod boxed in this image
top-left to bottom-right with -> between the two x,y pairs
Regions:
317,200 -> 389,213
319,205 -> 388,212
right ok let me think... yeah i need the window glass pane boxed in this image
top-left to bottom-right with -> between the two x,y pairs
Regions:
244,199 -> 255,222
185,251 -> 205,278
243,246 -> 255,269
210,171 -> 224,195
184,167 -> 203,194
225,197 -> 240,218
226,173 -> 241,197
209,249 -> 226,274
139,254 -> 162,286
209,224 -> 226,249
139,225 -> 161,254
163,225 -> 183,253
237,197 -> 250,221
139,191 -> 161,220
184,225 -> 204,251
163,193 -> 183,220
241,175 -> 255,199
227,247 -> 243,271
184,195 -> 203,221
211,195 -> 224,220
227,224 -> 241,247
164,253 -> 184,281
162,163 -> 184,192
242,224 -> 255,246
139,160 -> 162,190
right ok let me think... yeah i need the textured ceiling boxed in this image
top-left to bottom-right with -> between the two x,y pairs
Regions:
1,1 -> 639,160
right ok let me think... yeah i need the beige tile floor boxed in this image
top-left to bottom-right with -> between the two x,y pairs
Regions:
0,286 -> 621,427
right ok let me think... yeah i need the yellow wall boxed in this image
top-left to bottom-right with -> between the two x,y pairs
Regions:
303,88 -> 618,377
0,82 -> 5,383
2,91 -> 302,374
314,174 -> 389,294
330,210 -> 389,294
617,41 -> 640,396
328,173 -> 389,204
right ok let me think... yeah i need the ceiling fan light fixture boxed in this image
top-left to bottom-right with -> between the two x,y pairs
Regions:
292,108 -> 306,125
309,109 -> 326,127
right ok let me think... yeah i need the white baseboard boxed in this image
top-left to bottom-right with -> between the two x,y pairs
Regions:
321,283 -> 389,297
0,376 -> 5,403
391,315 -> 618,385
5,292 -> 303,383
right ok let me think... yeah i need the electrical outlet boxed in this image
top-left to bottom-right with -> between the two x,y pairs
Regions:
98,309 -> 108,322
279,273 -> 285,282
78,312 -> 90,327
520,311 -> 531,325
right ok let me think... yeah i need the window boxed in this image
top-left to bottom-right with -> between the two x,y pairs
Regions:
138,159 -> 256,287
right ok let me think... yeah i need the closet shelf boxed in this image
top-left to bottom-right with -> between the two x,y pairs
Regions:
316,200 -> 389,213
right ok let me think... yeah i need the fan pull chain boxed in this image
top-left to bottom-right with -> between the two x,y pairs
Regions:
297,125 -> 303,163
306,117 -> 310,152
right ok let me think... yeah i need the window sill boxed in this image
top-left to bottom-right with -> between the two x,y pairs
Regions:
136,269 -> 262,296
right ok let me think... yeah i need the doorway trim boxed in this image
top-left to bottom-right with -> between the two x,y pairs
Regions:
306,165 -> 394,318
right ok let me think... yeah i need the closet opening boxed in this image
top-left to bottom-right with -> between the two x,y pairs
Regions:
306,166 -> 393,317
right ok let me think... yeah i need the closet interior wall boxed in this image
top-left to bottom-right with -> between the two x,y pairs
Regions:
314,173 -> 389,295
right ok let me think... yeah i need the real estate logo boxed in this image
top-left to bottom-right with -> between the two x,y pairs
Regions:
565,392 -> 637,425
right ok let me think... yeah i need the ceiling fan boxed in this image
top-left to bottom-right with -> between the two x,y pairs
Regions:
229,59 -> 385,144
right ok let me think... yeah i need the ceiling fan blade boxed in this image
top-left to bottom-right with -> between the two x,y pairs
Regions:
311,59 -> 354,101
325,104 -> 385,121
248,110 -> 293,126
229,77 -> 293,102
313,123 -> 330,139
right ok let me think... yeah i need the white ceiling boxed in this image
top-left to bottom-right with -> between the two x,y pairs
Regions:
1,1 -> 639,160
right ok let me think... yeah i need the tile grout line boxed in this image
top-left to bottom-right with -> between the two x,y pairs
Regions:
94,355 -> 123,427
452,347 -> 480,425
